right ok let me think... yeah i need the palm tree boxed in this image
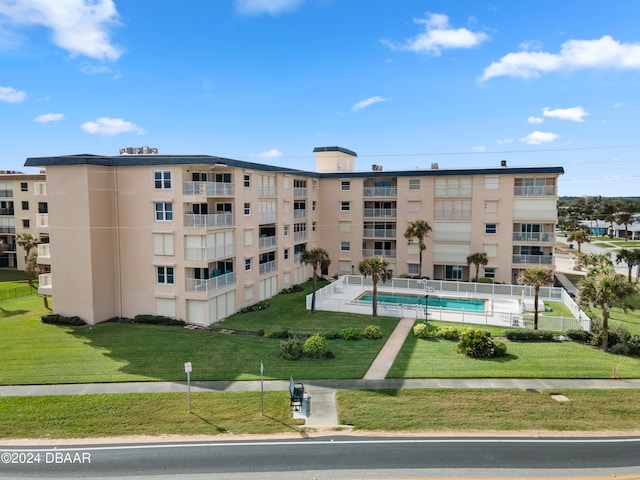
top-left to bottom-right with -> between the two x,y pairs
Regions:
579,267 -> 636,351
615,212 -> 633,242
567,228 -> 590,254
615,248 -> 640,283
359,256 -> 393,317
16,233 -> 39,288
301,247 -> 330,313
578,252 -> 613,273
403,219 -> 432,277
466,252 -> 488,282
518,267 -> 554,330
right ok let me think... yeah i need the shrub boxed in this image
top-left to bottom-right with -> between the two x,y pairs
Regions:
280,337 -> 302,360
280,284 -> 304,294
413,323 -> 438,339
303,333 -> 327,359
133,314 -> 186,326
503,329 -> 555,342
342,327 -> 361,341
239,301 -> 269,313
492,339 -> 508,357
433,326 -> 460,340
323,330 -> 342,340
266,329 -> 291,339
566,329 -> 592,343
363,325 -> 383,339
478,277 -> 494,284
41,314 -> 86,326
457,329 -> 495,358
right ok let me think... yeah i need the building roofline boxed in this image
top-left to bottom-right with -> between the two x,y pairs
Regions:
312,146 -> 358,157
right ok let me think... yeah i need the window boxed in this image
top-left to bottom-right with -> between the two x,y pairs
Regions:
284,225 -> 289,237
244,174 -> 251,187
244,202 -> 251,215
21,201 -> 29,210
20,182 -> 27,192
245,257 -> 252,271
485,223 -> 497,234
244,229 -> 253,246
157,266 -> 175,285
339,221 -> 351,232
155,202 -> 173,221
340,201 -> 350,211
408,263 -> 420,276
485,176 -> 499,190
483,267 -> 496,279
407,201 -> 420,213
245,286 -> 254,301
409,179 -> 420,190
445,265 -> 463,280
485,201 -> 498,214
341,181 -> 351,191
312,221 -> 317,232
22,219 -> 30,228
153,234 -> 174,255
312,200 -> 316,211
154,171 -> 172,189
340,241 -> 350,251
284,249 -> 289,260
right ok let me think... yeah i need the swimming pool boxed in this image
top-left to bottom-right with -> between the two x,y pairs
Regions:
356,292 -> 486,312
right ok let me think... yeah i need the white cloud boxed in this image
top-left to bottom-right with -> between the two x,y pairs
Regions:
482,35 -> 640,81
80,64 -> 113,75
234,0 -> 303,16
542,106 -> 589,122
258,148 -> 283,158
80,117 -> 144,136
497,138 -> 514,144
34,113 -> 63,123
528,116 -> 544,124
0,0 -> 122,61
472,145 -> 486,152
613,101 -> 624,108
0,85 -> 26,103
352,96 -> 389,112
520,131 -> 559,145
384,12 -> 488,55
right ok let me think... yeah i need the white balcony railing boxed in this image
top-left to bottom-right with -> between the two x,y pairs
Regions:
183,181 -> 234,197
258,185 -> 277,197
363,228 -> 397,238
185,272 -> 235,293
362,249 -> 397,258
36,213 -> 49,228
259,235 -> 277,249
363,208 -> 397,218
184,244 -> 234,261
363,187 -> 397,197
294,187 -> 307,198
34,182 -> 47,196
259,212 -> 277,223
38,273 -> 52,293
432,231 -> 472,242
434,187 -> 472,197
512,232 -> 555,242
259,260 -> 278,275
294,231 -> 307,242
514,185 -> 556,196
293,209 -> 307,219
294,253 -> 302,264
184,213 -> 234,229
512,254 -> 554,265
434,209 -> 472,220
37,243 -> 51,258
512,210 -> 557,221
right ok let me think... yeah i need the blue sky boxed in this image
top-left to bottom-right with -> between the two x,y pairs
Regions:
1,0 -> 640,197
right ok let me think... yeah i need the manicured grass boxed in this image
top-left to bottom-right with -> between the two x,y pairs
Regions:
0,392 -> 299,439
541,301 -> 573,318
337,389 -> 640,432
0,270 -> 29,282
388,321 -> 640,379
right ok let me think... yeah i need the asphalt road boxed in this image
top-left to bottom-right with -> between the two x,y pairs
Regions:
1,436 -> 639,479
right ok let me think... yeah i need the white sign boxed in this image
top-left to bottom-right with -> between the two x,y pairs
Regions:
184,362 -> 192,373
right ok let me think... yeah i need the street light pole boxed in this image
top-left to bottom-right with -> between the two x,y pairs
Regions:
424,294 -> 429,325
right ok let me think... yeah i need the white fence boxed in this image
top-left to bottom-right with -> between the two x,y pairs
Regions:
307,275 -> 591,333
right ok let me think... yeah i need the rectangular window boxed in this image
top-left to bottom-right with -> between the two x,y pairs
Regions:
340,201 -> 350,211
245,257 -> 252,271
244,202 -> 251,215
483,267 -> 496,278
409,179 -> 420,190
153,233 -> 174,255
312,200 -> 317,211
245,286 -> 254,301
485,201 -> 498,214
339,261 -> 351,272
244,174 -> 251,187
485,176 -> 499,190
340,241 -> 350,251
339,221 -> 351,232
155,202 -> 173,221
154,171 -> 172,189
20,182 -> 28,192
284,225 -> 289,237
408,263 -> 420,275
485,223 -> 497,234
157,266 -> 175,285
312,221 -> 317,232
21,201 -> 29,210
341,181 -> 351,191
22,219 -> 30,228
284,249 -> 289,260
408,201 -> 421,213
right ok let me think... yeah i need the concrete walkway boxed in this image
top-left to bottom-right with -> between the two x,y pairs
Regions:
363,317 -> 415,380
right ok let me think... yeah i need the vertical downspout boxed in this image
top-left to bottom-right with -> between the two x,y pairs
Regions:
114,166 -> 123,318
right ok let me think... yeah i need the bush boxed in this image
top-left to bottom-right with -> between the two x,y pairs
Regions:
478,277 -> 494,284
41,314 -> 86,326
280,284 -> 304,294
133,314 -> 186,326
503,329 -> 555,342
239,301 -> 269,313
323,330 -> 342,340
433,326 -> 460,340
280,337 -> 302,360
566,329 -> 592,343
266,329 -> 291,339
363,325 -> 382,339
492,339 -> 508,357
342,327 -> 361,341
457,329 -> 495,358
303,333 -> 327,359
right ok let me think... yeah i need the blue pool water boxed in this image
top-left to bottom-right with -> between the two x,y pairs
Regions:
357,292 -> 485,312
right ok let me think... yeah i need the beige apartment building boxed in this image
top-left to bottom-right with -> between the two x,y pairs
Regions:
0,171 -> 49,271
24,146 -> 563,325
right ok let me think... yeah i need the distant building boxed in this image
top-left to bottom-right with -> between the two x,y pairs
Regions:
25,147 -> 563,325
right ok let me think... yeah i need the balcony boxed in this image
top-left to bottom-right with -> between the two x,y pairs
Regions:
512,232 -> 555,242
294,253 -> 302,264
512,209 -> 557,221
0,189 -> 13,198
0,226 -> 15,234
363,187 -> 397,197
363,208 -> 397,218
185,272 -> 235,293
433,231 -> 472,242
363,228 -> 396,238
512,254 -> 554,265
259,260 -> 278,275
37,243 -> 51,261
362,249 -> 397,258
259,235 -> 277,249
34,182 -> 47,196
293,209 -> 307,219
435,186 -> 472,197
259,212 -> 277,223
0,208 -> 15,215
36,213 -> 49,228
258,185 -> 277,197
38,273 -> 52,294
434,209 -> 472,220
184,213 -> 234,229
183,181 -> 234,196
294,187 -> 307,198
294,231 -> 307,242
514,185 -> 556,196
185,244 -> 234,262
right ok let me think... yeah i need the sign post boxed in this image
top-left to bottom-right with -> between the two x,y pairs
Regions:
184,362 -> 192,413
260,361 -> 265,416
